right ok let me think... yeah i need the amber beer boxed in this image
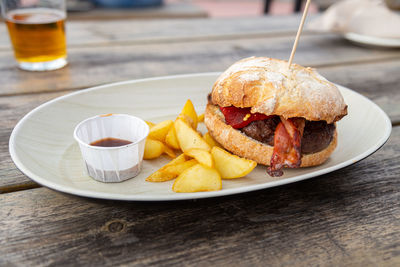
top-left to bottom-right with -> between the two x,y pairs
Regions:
5,8 -> 66,64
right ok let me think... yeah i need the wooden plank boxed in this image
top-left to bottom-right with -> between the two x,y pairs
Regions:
0,59 -> 399,191
0,16 -> 305,49
0,2 -> 208,26
67,3 -> 209,20
0,33 -> 399,96
1,126 -> 399,266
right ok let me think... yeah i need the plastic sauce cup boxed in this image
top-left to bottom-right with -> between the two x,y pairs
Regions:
74,114 -> 149,183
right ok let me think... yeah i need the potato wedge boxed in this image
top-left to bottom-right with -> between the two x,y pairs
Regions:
211,146 -> 257,179
146,158 -> 196,182
146,168 -> 176,182
163,159 -> 197,176
178,99 -> 198,129
174,119 -> 211,152
203,132 -> 222,148
145,121 -> 156,129
148,120 -> 173,142
166,153 -> 187,165
197,113 -> 204,123
146,154 -> 187,182
172,164 -> 222,193
144,139 -> 165,160
185,149 -> 213,168
163,145 -> 177,158
165,126 -> 180,150
177,114 -> 195,130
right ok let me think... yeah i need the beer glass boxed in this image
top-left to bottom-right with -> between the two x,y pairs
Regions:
1,0 -> 67,71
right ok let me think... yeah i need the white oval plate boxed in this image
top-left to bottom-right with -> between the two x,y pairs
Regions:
9,73 -> 392,201
344,32 -> 400,48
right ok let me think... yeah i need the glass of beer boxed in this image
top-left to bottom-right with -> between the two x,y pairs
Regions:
1,0 -> 67,71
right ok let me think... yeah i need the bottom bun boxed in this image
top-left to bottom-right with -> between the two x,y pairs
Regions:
204,103 -> 337,167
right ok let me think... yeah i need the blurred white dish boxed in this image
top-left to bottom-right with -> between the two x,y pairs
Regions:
9,73 -> 392,201
344,32 -> 400,48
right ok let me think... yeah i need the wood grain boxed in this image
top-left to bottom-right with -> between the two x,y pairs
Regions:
1,126 -> 399,266
0,33 -> 399,96
0,2 -> 208,25
0,16 -> 306,49
66,2 -> 208,21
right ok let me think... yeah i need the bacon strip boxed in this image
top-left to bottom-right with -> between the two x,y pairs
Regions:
267,117 -> 305,177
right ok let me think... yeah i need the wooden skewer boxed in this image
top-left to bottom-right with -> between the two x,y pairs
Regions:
288,0 -> 312,67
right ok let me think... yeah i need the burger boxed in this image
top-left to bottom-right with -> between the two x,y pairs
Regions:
204,57 -> 348,177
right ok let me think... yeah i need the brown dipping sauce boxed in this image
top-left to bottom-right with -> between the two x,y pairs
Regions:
90,137 -> 132,147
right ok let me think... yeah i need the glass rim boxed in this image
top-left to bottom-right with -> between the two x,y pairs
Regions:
0,0 -> 66,18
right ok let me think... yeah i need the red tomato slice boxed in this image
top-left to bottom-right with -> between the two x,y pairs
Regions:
219,106 -> 271,129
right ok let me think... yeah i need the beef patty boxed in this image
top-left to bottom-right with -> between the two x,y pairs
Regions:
241,116 -> 280,146
240,117 -> 335,154
301,120 -> 335,154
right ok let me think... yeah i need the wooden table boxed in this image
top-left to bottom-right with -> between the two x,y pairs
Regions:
1,15 -> 399,266
66,2 -> 208,20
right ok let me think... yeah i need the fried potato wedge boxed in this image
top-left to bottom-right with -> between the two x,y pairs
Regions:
148,120 -> 173,142
167,153 -> 187,165
146,154 -> 187,182
144,139 -> 165,160
211,146 -> 257,179
178,99 -> 198,129
146,160 -> 197,182
163,159 -> 197,176
165,126 -> 180,150
145,121 -> 156,129
163,145 -> 177,158
174,119 -> 211,152
177,114 -> 195,130
202,132 -> 222,148
172,164 -> 222,193
146,168 -> 176,182
185,149 -> 213,168
197,113 -> 204,123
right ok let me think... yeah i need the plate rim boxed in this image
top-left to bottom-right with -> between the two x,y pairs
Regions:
344,32 -> 400,48
9,72 -> 392,201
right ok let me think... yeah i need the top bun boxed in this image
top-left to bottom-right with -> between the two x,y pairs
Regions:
211,57 -> 348,123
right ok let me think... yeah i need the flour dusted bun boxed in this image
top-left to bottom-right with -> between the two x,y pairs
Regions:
204,103 -> 337,167
211,57 -> 347,124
